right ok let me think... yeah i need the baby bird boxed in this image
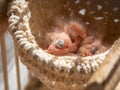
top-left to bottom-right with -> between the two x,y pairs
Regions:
45,21 -> 86,56
77,36 -> 106,56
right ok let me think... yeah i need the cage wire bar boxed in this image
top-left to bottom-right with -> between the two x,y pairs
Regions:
1,34 -> 9,90
0,33 -> 21,90
15,47 -> 21,90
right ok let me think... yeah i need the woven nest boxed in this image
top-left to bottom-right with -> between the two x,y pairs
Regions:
8,0 -> 120,90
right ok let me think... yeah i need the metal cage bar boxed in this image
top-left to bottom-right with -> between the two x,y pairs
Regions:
15,47 -> 21,90
1,35 -> 9,90
0,33 -> 21,90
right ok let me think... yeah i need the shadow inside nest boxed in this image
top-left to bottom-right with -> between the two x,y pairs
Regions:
29,0 -> 120,57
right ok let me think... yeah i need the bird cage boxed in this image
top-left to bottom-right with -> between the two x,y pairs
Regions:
0,0 -> 120,90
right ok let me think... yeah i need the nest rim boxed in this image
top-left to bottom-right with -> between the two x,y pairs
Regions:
7,0 -> 111,74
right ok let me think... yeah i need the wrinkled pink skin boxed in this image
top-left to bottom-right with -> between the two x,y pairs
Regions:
46,21 -> 87,56
78,36 -> 106,56
45,21 -> 106,56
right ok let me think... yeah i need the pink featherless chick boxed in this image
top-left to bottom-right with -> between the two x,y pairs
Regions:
77,36 -> 107,57
45,21 -> 87,56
